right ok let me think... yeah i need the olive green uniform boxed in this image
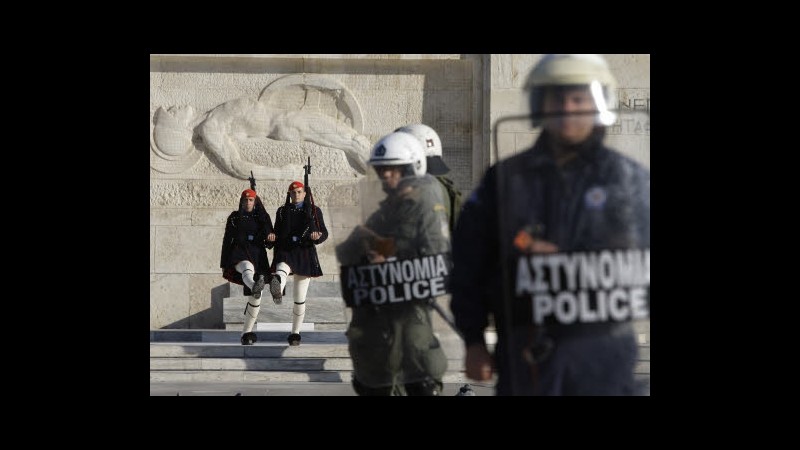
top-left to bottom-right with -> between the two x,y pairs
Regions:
343,175 -> 450,395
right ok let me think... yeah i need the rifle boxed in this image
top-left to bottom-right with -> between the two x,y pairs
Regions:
248,170 -> 257,192
303,157 -> 321,233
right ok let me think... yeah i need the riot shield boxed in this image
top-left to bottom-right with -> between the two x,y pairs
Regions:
491,103 -> 650,395
335,170 -> 452,393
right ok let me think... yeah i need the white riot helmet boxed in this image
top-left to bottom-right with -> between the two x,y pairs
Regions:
394,124 -> 449,175
525,54 -> 618,127
369,131 -> 427,176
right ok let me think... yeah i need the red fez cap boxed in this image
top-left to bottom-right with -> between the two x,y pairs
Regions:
241,189 -> 257,199
288,181 -> 304,192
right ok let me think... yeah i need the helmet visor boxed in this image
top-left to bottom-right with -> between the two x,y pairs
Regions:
532,81 -> 617,129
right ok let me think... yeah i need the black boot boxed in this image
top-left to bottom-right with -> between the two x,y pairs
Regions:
251,275 -> 266,299
241,331 -> 257,345
270,274 -> 283,305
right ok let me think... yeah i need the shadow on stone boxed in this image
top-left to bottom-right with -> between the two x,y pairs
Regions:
163,284 -> 228,329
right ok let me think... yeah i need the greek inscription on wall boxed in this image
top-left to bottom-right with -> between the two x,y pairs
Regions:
608,89 -> 650,136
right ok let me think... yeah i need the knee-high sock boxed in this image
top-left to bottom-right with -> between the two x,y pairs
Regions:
236,260 -> 259,333
235,260 -> 256,290
275,262 -> 291,292
292,276 -> 311,334
242,295 -> 261,333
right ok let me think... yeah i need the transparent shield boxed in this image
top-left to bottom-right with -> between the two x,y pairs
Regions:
335,171 -> 453,391
492,108 -> 650,395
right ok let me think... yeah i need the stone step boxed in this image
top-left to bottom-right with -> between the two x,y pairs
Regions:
150,328 -> 649,389
150,349 -> 648,374
255,323 -> 316,332
150,333 -> 467,360
150,356 -> 464,371
225,322 -> 345,331
223,297 -> 348,326
150,370 -> 485,384
227,280 -> 342,299
150,330 -> 348,343
151,367 -> 648,384
150,357 -> 467,373
151,342 -> 352,358
150,330 -> 648,362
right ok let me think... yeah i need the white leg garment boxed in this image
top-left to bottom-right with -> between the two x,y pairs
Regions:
235,261 -> 260,333
275,262 -> 290,292
242,294 -> 262,333
291,275 -> 311,334
235,260 -> 256,290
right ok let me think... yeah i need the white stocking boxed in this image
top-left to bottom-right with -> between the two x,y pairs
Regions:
275,262 -> 291,291
235,260 -> 256,290
291,276 -> 311,334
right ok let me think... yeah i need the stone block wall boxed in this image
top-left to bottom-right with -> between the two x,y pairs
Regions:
150,54 -> 479,328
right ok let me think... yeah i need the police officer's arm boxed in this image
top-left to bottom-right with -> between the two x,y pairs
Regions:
449,167 -> 499,347
451,169 -> 500,382
415,196 -> 449,256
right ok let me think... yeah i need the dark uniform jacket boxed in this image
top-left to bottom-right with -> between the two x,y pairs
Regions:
271,202 -> 328,277
365,175 -> 450,260
220,205 -> 274,294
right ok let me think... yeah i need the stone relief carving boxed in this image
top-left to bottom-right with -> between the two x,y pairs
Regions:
151,74 -> 371,179
149,106 -> 204,174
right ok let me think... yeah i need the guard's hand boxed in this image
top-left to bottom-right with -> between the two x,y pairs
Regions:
465,343 -> 494,382
267,233 -> 276,242
310,231 -> 321,241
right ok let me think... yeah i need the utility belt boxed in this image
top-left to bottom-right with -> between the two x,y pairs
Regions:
536,321 -> 633,339
350,298 -> 432,312
517,321 -> 635,365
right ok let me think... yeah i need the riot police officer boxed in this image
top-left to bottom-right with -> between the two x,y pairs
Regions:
336,131 -> 451,396
394,123 -> 463,233
450,54 -> 650,395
